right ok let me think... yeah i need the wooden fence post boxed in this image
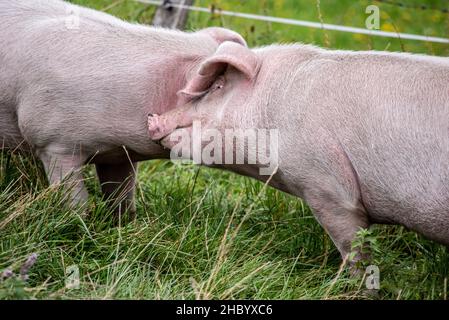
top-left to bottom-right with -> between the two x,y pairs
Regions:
152,0 -> 195,30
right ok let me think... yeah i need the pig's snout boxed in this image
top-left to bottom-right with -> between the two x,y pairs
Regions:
148,114 -> 163,142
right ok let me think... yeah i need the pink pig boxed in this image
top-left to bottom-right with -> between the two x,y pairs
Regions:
148,40 -> 449,264
0,0 -> 246,218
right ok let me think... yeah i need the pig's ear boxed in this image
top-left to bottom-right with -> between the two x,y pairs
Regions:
178,42 -> 259,100
201,27 -> 247,47
199,41 -> 259,80
177,73 -> 217,99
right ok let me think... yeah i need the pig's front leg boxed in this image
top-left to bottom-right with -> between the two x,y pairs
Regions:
301,147 -> 370,270
304,185 -> 370,269
96,161 -> 137,220
37,150 -> 89,208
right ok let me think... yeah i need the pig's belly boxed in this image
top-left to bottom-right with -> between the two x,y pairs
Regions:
89,145 -> 170,165
357,156 -> 449,245
365,190 -> 449,245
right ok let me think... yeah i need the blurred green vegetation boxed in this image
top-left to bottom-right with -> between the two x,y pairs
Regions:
71,0 -> 449,55
191,0 -> 449,55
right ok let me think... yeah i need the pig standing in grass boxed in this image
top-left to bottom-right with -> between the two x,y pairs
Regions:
0,0 -> 246,217
148,41 -> 449,263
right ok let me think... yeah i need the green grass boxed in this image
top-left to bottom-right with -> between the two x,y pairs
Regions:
1,0 -> 449,300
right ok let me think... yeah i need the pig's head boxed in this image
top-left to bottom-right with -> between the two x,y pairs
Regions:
151,27 -> 247,115
159,41 -> 279,176
177,40 -> 260,126
182,28 -> 248,102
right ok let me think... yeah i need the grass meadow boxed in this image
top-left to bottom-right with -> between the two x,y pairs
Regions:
1,0 -> 449,300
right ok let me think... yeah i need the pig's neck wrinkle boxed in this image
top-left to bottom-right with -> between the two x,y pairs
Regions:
145,55 -> 199,115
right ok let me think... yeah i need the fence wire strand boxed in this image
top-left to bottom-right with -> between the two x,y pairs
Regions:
375,0 -> 449,14
135,0 -> 449,44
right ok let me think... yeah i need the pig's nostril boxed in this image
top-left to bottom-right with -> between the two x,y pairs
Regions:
154,139 -> 164,147
148,113 -> 154,117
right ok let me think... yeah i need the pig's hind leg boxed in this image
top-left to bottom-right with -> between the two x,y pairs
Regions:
96,161 -> 137,221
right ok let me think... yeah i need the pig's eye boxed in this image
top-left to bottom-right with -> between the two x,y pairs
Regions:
210,76 -> 225,92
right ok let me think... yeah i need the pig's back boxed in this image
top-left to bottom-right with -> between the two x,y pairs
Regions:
0,0 -> 139,103
0,0 -> 167,153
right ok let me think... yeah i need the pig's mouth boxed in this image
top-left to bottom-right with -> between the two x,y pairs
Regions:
154,125 -> 192,146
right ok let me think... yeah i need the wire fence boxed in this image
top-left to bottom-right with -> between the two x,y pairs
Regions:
374,0 -> 449,14
135,0 -> 449,44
